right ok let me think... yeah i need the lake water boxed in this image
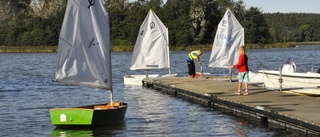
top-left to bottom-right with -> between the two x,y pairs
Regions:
0,45 -> 319,136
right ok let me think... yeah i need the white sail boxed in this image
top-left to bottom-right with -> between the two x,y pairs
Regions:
55,0 -> 112,90
130,9 -> 170,70
208,8 -> 244,68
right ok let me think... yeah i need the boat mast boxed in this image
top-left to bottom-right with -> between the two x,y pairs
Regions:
109,90 -> 114,105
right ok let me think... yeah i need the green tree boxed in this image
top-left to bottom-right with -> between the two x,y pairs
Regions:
243,7 -> 270,44
189,0 -> 220,45
108,0 -> 136,47
232,0 -> 246,24
146,0 -> 164,12
264,13 -> 320,43
4,14 -> 27,46
1,0 -> 319,48
161,0 -> 192,46
295,24 -> 311,42
19,31 -> 33,46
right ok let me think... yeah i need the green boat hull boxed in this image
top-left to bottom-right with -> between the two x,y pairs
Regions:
50,102 -> 128,126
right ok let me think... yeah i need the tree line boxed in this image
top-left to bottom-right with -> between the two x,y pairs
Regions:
0,0 -> 319,50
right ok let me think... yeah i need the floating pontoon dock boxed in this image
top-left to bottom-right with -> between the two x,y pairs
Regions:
142,77 -> 320,135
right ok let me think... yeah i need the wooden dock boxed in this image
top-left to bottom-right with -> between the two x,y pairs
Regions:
142,76 -> 320,135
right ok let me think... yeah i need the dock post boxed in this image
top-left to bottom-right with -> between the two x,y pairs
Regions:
278,67 -> 283,91
145,70 -> 149,78
229,68 -> 232,82
201,65 -> 203,78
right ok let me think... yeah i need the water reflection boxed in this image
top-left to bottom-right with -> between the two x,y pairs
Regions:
51,122 -> 127,137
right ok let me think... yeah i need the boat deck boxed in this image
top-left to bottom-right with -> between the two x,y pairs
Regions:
142,76 -> 320,134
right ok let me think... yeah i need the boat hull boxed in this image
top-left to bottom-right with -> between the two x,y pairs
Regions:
123,74 -> 159,85
50,102 -> 128,126
123,74 -> 178,85
258,70 -> 320,89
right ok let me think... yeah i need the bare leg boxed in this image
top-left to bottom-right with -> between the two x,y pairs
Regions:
244,82 -> 249,95
238,82 -> 242,91
245,82 -> 248,90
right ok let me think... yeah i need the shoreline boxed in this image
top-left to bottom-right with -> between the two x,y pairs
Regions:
0,42 -> 319,53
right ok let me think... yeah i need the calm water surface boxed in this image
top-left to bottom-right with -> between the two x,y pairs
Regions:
0,45 -> 319,136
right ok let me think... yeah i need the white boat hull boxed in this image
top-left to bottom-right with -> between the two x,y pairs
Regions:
248,71 -> 264,84
258,70 -> 320,89
161,74 -> 178,77
124,74 -> 177,85
123,74 -> 159,85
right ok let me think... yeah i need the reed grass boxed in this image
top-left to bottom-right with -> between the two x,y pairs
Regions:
0,42 -> 319,52
0,46 -> 58,53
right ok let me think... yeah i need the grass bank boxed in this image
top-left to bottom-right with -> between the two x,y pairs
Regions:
173,42 -> 320,51
1,42 -> 319,52
246,42 -> 320,49
0,46 -> 58,53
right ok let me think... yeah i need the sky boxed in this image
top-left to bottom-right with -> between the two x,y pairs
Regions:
239,0 -> 320,13
129,0 -> 320,14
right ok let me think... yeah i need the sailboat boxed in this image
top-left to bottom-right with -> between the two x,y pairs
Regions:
49,0 -> 128,126
124,9 -> 176,85
208,8 -> 244,79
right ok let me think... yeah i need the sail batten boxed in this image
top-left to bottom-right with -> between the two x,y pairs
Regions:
130,9 -> 170,71
208,8 -> 244,68
55,0 -> 112,90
